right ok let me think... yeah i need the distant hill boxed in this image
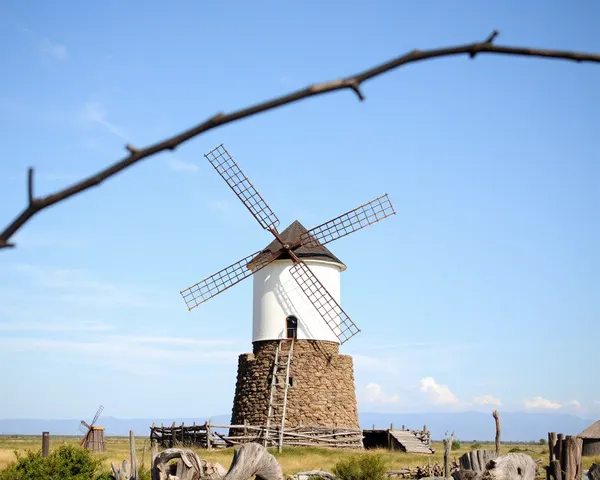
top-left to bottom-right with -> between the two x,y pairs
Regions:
0,415 -> 230,437
358,411 -> 593,442
0,412 -> 594,442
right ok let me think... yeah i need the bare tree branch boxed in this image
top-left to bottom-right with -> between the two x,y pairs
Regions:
2,30 -> 600,249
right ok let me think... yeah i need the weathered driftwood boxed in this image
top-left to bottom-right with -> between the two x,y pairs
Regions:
130,430 -> 138,480
482,453 -> 537,480
286,471 -> 336,480
224,443 -> 282,480
443,431 -> 455,478
386,460 -> 458,478
492,411 -> 501,456
111,430 -> 139,480
588,463 -> 600,480
564,436 -> 583,480
454,453 -> 537,480
150,444 -> 281,480
546,433 -> 583,480
459,450 -> 498,472
151,448 -> 226,480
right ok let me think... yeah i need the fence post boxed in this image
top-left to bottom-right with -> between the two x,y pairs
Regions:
42,432 -> 50,457
493,410 -> 501,455
129,430 -> 138,480
206,419 -> 212,450
443,431 -> 454,478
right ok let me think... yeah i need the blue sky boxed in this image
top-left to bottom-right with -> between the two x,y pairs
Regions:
0,0 -> 598,422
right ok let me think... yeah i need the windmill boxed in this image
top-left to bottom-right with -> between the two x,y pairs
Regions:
79,405 -> 106,452
180,144 -> 396,449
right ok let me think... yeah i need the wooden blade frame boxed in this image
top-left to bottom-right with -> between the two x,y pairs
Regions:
90,405 -> 103,426
289,260 -> 360,344
182,144 -> 397,344
181,249 -> 280,311
205,144 -> 280,231
299,194 -> 395,248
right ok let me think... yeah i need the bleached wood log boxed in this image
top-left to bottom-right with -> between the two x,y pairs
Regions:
151,448 -> 226,480
111,462 -> 121,480
564,436 -> 582,480
130,430 -> 138,480
224,443 -> 282,480
480,453 -> 537,480
492,411 -> 501,456
121,459 -> 131,480
287,471 -> 336,480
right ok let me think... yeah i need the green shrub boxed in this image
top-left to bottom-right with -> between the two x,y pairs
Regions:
470,442 -> 482,450
451,439 -> 461,451
509,447 -> 526,453
539,438 -> 546,445
0,444 -> 108,480
332,453 -> 388,480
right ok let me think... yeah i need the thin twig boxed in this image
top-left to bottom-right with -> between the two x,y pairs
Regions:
2,30 -> 600,249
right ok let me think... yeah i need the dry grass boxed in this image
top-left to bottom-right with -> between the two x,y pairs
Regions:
0,435 -> 598,476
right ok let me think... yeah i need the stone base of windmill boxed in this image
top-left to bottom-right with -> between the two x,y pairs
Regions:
229,340 -> 361,446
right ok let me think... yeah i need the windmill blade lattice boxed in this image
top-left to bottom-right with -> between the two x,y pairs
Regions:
181,249 -> 281,310
299,194 -> 395,248
205,144 -> 280,231
289,261 -> 360,344
90,405 -> 104,426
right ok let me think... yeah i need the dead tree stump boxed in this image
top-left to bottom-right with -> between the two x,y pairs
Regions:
492,410 -> 501,455
459,450 -> 498,472
546,433 -> 583,480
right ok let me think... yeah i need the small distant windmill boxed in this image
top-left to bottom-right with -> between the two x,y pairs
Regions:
79,405 -> 106,452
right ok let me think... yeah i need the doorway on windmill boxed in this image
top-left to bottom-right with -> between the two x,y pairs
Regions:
286,315 -> 298,339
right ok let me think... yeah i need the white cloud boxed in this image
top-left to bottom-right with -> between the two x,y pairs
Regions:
523,396 -> 561,410
473,394 -> 502,406
168,158 -> 199,173
81,101 -> 128,140
565,399 -> 581,410
361,382 -> 400,404
419,377 -> 460,405
40,38 -> 68,61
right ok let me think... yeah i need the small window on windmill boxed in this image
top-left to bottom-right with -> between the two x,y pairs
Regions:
286,315 -> 298,339
288,376 -> 294,387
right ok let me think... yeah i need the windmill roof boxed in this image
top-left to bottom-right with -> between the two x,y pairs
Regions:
249,220 -> 346,270
578,420 -> 600,439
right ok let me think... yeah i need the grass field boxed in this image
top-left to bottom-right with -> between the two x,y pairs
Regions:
0,435 -> 598,476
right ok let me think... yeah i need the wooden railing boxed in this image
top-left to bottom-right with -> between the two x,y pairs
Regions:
149,421 -> 364,449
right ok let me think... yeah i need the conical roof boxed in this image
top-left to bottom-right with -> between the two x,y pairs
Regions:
249,220 -> 346,270
578,420 -> 600,439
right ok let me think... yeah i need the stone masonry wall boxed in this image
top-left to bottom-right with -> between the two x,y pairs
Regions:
230,340 -> 359,429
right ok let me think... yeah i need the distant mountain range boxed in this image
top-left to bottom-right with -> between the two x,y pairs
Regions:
0,411 -> 594,442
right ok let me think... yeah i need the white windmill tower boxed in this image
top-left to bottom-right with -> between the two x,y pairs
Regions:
180,144 -> 395,450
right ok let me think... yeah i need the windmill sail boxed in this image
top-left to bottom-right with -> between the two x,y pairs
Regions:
181,249 -> 280,310
205,144 -> 280,231
289,260 -> 360,344
299,194 -> 395,248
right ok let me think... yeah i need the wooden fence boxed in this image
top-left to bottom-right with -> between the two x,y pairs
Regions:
149,421 -> 363,449
546,432 -> 583,480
